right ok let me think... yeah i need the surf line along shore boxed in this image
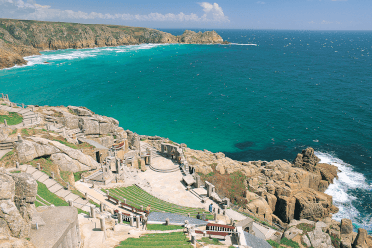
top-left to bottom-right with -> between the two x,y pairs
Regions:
0,18 -> 230,70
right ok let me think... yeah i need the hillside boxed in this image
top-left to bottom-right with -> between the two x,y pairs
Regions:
0,18 -> 225,69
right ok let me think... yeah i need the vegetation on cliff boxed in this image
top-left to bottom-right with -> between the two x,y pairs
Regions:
0,18 -> 225,69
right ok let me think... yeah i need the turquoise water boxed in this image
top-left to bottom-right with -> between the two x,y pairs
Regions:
1,30 -> 372,231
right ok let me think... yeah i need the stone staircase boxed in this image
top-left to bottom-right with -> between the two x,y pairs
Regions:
0,104 -> 41,127
0,141 -> 15,151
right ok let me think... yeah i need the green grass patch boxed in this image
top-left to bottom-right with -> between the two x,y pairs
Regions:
0,149 -> 14,162
296,223 -> 315,235
71,189 -> 85,199
146,224 -> 184,231
280,237 -> 300,248
116,232 -> 192,247
199,237 -> 223,245
37,181 -> 69,207
10,170 -> 21,173
60,171 -> 70,183
73,171 -> 87,181
21,128 -> 29,136
53,138 -> 94,150
11,129 -> 17,135
89,200 -> 100,208
0,112 -> 23,125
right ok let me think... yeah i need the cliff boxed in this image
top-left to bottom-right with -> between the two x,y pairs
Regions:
0,18 -> 225,69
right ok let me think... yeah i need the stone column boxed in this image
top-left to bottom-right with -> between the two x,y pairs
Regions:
90,206 -> 96,218
191,233 -> 196,245
140,205 -> 143,211
118,212 -> 123,224
1,93 -> 3,98
16,161 -> 19,169
214,212 -> 217,221
165,218 -> 170,225
3,119 -> 7,126
100,217 -> 107,240
195,174 -> 201,188
136,216 -> 140,229
22,103 -> 24,108
100,202 -> 104,212
69,200 -> 73,207
17,134 -> 23,143
130,215 -> 134,226
37,163 -> 41,170
51,172 -> 54,179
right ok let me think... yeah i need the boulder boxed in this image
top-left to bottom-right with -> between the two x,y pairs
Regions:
78,117 -> 99,135
307,226 -> 333,248
67,106 -> 93,116
16,140 -> 60,163
0,173 -> 15,200
0,127 -> 12,141
50,153 -> 91,172
341,219 -> 353,235
293,147 -> 320,173
0,199 -> 29,238
353,228 -> 368,248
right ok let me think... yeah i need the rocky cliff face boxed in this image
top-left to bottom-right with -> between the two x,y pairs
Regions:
0,18 -> 225,69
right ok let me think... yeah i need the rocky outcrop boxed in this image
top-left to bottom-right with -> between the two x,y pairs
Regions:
0,18 -> 225,69
0,170 -> 36,247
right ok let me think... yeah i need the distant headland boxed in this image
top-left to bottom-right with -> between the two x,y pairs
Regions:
0,18 -> 228,69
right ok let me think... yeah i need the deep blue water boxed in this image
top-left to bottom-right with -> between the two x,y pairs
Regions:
1,29 -> 371,231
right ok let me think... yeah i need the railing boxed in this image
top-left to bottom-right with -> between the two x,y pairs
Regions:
206,223 -> 235,233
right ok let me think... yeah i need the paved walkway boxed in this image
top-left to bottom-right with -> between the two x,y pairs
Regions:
148,212 -> 207,226
11,165 -> 91,211
225,208 -> 247,221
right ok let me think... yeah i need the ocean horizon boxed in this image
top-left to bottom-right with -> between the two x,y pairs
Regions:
1,29 -> 371,232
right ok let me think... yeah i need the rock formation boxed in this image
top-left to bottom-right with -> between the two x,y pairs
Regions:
0,170 -> 36,247
0,18 -> 225,69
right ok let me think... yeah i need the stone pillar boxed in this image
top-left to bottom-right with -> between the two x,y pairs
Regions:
106,190 -> 109,196
195,174 -> 201,188
90,206 -> 96,218
1,93 -> 3,98
191,233 -> 196,245
5,94 -> 8,100
85,192 -> 88,200
15,161 -> 19,169
100,202 -> 104,212
123,198 -> 127,204
130,215 -> 134,226
37,163 -> 41,170
17,134 -> 23,143
187,213 -> 190,217
100,217 -> 106,240
136,216 -> 140,228
3,119 -> 7,126
67,183 -> 71,190
214,212 -> 217,221
118,212 -> 123,224
22,103 -> 24,108
69,200 -> 73,207
140,205 -> 143,211
165,218 -> 170,225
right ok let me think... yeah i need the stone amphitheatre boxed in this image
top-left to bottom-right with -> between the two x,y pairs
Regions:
0,93 -> 371,248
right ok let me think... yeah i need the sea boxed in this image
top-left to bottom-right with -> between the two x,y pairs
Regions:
1,29 -> 371,232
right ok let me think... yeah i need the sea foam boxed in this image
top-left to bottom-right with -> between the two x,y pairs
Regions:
315,151 -> 372,231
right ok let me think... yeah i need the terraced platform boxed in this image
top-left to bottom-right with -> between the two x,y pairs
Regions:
116,232 -> 192,248
103,185 -> 213,219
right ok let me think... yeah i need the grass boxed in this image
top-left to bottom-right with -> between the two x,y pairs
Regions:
280,237 -> 300,248
116,232 -> 192,248
296,223 -> 315,235
10,170 -> 21,173
89,200 -> 100,208
146,224 -> 184,231
103,185 -> 213,219
0,149 -> 18,168
0,112 -> 23,125
73,171 -> 87,181
36,181 -> 90,215
53,138 -> 94,150
199,237 -> 223,245
21,128 -> 29,136
0,149 -> 14,162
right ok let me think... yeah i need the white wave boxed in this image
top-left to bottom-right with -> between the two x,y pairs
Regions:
5,43 -> 173,69
227,43 -> 258,46
316,151 -> 372,224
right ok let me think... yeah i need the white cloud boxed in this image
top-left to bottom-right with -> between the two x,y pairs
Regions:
0,1 -> 229,23
198,2 -> 229,22
256,1 -> 266,4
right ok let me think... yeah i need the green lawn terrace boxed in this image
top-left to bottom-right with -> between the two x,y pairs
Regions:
102,185 -> 214,220
0,112 -> 23,126
36,181 -> 89,215
116,232 -> 192,248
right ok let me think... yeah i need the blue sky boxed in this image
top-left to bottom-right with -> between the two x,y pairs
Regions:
0,0 -> 371,30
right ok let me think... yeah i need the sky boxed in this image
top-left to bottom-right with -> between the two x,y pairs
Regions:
0,0 -> 371,30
